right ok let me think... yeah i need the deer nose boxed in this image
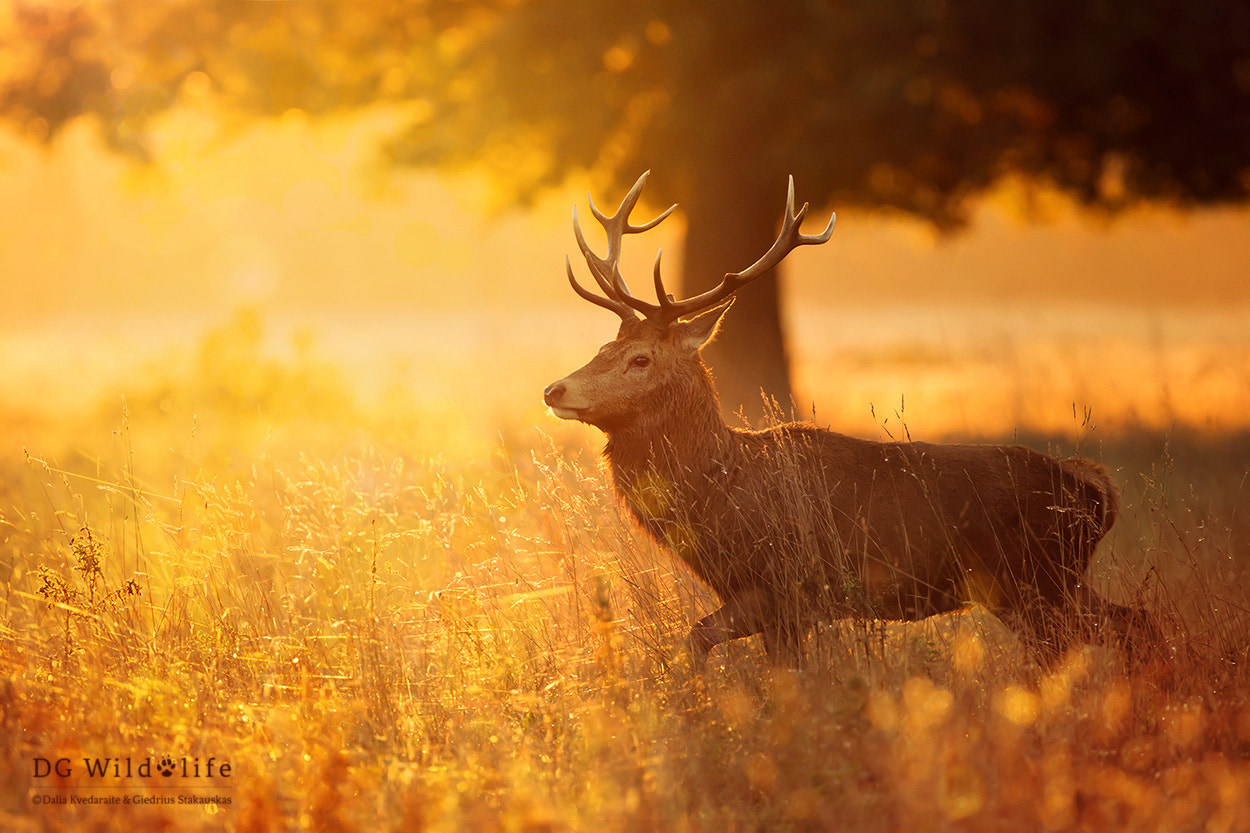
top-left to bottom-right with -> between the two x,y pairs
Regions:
543,382 -> 566,406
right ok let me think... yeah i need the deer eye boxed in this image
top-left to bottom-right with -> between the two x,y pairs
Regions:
630,355 -> 651,369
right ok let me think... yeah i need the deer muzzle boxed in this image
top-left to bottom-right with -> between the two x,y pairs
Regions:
543,380 -> 582,421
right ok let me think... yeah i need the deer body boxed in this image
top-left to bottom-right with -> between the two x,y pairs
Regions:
545,173 -> 1143,660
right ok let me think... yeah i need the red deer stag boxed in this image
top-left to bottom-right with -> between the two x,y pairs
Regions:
544,172 -> 1150,663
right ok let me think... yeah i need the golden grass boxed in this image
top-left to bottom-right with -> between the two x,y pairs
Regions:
3,308 -> 1249,831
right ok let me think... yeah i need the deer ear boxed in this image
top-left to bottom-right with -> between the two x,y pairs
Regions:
676,299 -> 734,352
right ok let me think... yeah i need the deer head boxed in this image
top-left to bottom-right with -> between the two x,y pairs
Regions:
543,172 -> 835,431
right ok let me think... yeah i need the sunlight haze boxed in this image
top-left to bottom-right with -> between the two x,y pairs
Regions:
4,111 -> 1249,326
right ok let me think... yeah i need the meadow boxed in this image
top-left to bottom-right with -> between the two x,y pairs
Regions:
2,305 -> 1249,832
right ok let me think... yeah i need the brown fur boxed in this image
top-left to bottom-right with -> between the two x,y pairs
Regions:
546,312 -> 1151,662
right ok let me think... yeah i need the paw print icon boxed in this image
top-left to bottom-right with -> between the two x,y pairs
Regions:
156,757 -> 177,777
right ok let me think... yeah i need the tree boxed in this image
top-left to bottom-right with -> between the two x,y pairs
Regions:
4,1 -> 1249,420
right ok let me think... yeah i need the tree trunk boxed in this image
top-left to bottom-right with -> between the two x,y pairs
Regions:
680,168 -> 793,426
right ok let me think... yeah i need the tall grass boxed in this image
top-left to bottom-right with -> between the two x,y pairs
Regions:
2,309 -> 1249,831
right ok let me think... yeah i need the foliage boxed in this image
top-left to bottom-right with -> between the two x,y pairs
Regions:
5,1 -> 1249,220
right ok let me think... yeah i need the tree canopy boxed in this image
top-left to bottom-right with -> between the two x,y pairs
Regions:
5,0 -> 1249,417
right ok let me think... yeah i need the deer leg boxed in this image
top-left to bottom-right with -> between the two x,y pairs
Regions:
1008,601 -> 1075,664
686,588 -> 771,661
760,621 -> 808,666
1003,583 -> 1163,666
1073,586 -> 1164,662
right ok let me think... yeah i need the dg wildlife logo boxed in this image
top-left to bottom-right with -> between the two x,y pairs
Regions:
33,754 -> 233,779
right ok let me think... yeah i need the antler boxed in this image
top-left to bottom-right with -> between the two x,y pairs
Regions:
567,171 -> 677,322
654,176 -> 836,323
567,173 -> 836,326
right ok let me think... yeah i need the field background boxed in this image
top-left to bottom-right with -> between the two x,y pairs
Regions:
3,110 -> 1250,832
3,296 -> 1250,831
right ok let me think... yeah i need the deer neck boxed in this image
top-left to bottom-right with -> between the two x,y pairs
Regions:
602,364 -> 734,500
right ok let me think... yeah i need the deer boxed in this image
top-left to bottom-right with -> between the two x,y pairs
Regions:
543,171 -> 1155,664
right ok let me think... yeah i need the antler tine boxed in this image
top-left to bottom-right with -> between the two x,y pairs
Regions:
572,206 -> 627,300
652,249 -> 673,306
568,170 -> 678,321
565,255 -> 636,320
654,175 -> 835,324
731,175 -> 836,284
588,171 -> 678,235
